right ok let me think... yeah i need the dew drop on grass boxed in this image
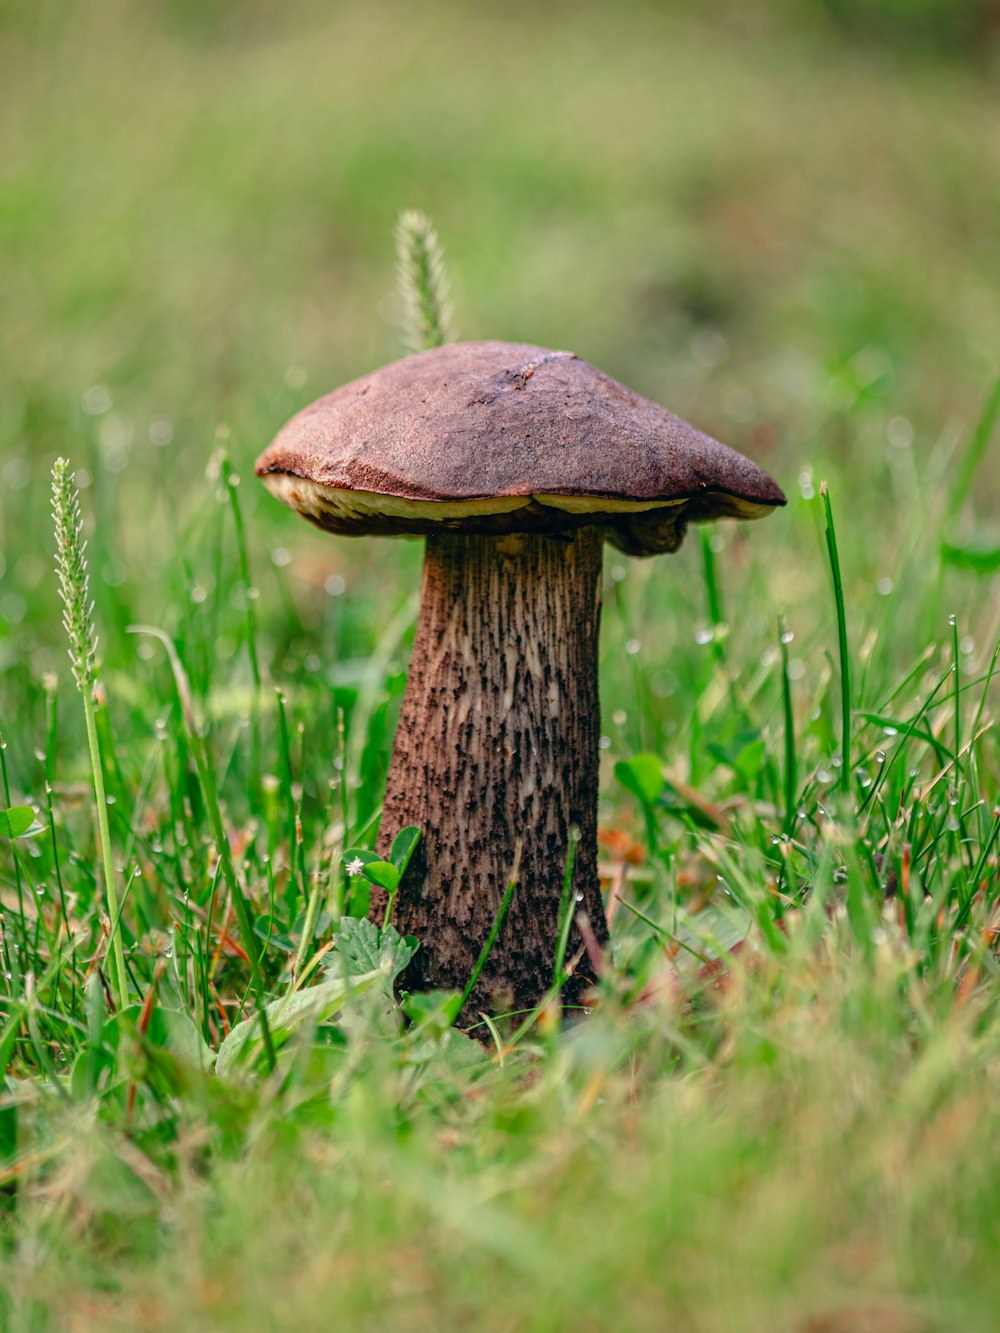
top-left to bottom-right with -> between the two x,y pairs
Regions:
625,639 -> 641,655
106,795 -> 116,806
856,769 -> 872,789
780,629 -> 794,644
948,614 -> 957,627
612,710 -> 627,727
695,628 -> 713,646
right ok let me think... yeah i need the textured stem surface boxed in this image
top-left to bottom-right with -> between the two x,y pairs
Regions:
375,528 -> 608,1018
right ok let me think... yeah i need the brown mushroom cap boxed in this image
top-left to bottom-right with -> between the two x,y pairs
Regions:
256,341 -> 785,555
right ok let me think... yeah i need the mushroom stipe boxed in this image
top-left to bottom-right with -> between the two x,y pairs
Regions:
257,341 -> 785,1020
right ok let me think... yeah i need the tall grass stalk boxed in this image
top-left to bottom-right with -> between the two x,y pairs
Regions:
553,826 -> 580,989
395,209 -> 455,353
946,374 -> 1000,527
220,452 -> 262,800
778,615 -> 798,834
821,481 -> 851,795
51,458 -> 130,1011
699,529 -> 726,666
457,845 -> 520,1018
129,623 -> 276,1071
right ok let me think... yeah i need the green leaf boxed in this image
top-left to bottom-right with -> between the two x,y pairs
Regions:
343,847 -> 379,869
0,806 -> 36,839
402,988 -> 463,1033
216,970 -> 382,1077
143,1007 -> 214,1070
70,1045 -> 117,1101
731,738 -> 766,784
105,1004 -> 213,1068
405,1026 -> 489,1072
389,825 -> 421,874
362,860 -> 401,892
940,539 -> 1000,574
614,753 -> 664,806
332,916 -> 418,981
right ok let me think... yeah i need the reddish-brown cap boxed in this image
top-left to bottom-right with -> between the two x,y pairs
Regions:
256,341 -> 785,555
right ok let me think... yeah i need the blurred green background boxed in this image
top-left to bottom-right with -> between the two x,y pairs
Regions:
2,0 -> 999,771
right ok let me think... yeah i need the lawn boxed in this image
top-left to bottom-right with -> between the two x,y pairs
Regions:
2,2 -> 1000,1328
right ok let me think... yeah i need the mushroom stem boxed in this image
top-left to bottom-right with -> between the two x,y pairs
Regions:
374,527 -> 609,1018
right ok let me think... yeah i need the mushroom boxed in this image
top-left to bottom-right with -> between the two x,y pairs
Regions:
256,341 -> 785,1017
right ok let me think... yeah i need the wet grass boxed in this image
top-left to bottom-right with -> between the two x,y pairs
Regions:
2,3 -> 1000,1329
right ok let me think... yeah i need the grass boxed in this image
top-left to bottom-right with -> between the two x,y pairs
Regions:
3,2 -> 1000,1328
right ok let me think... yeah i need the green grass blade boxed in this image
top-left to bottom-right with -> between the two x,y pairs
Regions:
821,482 -> 851,794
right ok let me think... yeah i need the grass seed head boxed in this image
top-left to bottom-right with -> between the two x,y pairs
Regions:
51,457 -> 97,693
395,209 -> 455,353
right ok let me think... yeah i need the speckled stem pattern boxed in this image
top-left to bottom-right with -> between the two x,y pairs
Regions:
373,528 -> 608,1019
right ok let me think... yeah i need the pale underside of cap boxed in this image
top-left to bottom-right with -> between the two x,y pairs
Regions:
256,341 -> 786,556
